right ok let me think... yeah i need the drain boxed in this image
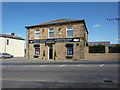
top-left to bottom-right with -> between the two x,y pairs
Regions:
104,80 -> 113,82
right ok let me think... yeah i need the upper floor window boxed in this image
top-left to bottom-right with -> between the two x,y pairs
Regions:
48,28 -> 54,38
7,39 -> 9,45
34,30 -> 40,39
66,26 -> 73,37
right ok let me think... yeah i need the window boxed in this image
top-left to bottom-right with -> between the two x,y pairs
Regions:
66,44 -> 73,56
34,47 -> 40,55
48,28 -> 54,38
34,30 -> 40,39
66,26 -> 73,37
67,47 -> 73,56
34,44 -> 40,55
7,39 -> 9,45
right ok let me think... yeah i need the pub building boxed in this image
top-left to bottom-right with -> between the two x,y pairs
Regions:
25,19 -> 88,60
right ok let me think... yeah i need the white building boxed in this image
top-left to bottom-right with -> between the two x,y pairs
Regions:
0,33 -> 25,57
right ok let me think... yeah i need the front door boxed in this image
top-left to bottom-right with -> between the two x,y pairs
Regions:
48,44 -> 53,59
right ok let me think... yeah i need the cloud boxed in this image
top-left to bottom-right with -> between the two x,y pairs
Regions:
92,24 -> 101,28
6,33 -> 11,35
116,38 -> 120,41
17,34 -> 22,37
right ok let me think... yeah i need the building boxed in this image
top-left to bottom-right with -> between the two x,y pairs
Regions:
88,41 -> 110,46
0,33 -> 25,57
25,19 -> 88,60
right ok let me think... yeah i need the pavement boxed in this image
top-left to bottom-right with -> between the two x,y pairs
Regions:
1,57 -> 119,65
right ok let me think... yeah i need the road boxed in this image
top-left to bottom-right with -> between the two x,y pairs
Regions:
1,58 -> 119,88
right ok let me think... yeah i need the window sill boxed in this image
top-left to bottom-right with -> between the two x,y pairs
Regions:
66,56 -> 73,59
34,55 -> 39,58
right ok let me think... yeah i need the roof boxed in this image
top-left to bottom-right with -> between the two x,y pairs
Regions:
25,19 -> 88,33
88,41 -> 110,46
0,34 -> 25,40
109,44 -> 120,47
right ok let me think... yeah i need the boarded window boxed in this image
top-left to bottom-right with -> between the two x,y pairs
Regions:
89,45 -> 105,53
109,47 -> 120,53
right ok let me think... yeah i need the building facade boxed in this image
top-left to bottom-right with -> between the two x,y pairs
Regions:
25,19 -> 88,60
0,33 -> 25,57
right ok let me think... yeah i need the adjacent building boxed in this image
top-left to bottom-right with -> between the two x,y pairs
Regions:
88,41 -> 110,46
0,33 -> 25,57
25,19 -> 88,60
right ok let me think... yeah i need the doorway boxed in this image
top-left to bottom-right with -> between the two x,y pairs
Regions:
48,44 -> 53,59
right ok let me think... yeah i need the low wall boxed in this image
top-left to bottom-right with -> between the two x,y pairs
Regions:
84,47 -> 119,61
85,53 -> 119,61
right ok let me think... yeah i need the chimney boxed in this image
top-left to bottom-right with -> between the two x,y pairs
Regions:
11,33 -> 15,36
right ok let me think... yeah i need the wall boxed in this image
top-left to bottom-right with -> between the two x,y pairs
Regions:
0,37 -> 6,53
26,22 -> 87,60
0,37 -> 25,57
84,47 -> 119,61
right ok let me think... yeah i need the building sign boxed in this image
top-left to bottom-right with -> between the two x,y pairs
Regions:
29,38 -> 80,44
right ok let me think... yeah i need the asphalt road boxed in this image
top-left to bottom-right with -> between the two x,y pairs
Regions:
2,60 -> 119,88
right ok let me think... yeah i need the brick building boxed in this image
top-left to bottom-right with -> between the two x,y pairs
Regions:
25,19 -> 88,60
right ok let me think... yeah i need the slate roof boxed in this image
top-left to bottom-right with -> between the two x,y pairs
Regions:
88,41 -> 110,46
109,44 -> 120,47
25,19 -> 88,33
0,34 -> 25,40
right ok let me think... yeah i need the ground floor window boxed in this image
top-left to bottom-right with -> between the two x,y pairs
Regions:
67,47 -> 73,55
66,43 -> 73,56
34,44 -> 40,55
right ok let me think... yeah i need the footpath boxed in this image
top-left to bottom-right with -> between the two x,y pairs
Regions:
1,57 -> 119,65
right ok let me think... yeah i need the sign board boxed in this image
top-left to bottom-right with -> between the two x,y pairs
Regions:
29,38 -> 80,44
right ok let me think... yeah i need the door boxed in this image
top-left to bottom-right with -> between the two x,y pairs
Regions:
48,44 -> 53,59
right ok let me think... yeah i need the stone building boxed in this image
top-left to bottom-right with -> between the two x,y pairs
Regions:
25,19 -> 88,60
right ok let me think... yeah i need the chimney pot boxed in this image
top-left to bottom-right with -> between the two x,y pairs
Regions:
11,33 -> 15,36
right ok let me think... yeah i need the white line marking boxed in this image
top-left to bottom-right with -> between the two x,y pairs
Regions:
38,65 -> 47,67
78,65 -> 83,67
59,65 -> 66,67
99,64 -> 104,67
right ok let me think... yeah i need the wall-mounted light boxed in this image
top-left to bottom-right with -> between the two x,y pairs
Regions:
59,32 -> 61,34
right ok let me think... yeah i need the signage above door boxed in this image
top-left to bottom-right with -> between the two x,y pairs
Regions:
29,38 -> 80,44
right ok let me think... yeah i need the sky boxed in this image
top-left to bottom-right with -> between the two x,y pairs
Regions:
2,2 -> 119,44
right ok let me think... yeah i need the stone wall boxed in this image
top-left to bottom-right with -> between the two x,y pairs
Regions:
84,47 -> 119,60
26,21 -> 87,60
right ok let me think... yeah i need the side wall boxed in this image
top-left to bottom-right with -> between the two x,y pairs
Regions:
0,37 -> 25,57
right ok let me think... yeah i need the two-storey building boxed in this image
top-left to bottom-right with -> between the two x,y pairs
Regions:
0,33 -> 25,57
25,19 -> 88,60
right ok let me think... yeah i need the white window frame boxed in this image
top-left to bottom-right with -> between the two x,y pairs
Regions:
34,29 -> 40,39
48,28 -> 54,38
66,26 -> 73,37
